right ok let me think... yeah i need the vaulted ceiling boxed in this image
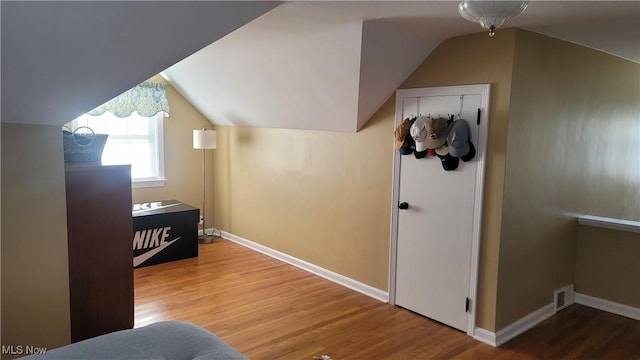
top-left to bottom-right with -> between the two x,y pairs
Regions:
1,1 -> 279,127
2,1 -> 639,132
162,1 -> 640,132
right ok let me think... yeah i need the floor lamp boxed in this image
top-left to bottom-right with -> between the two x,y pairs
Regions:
193,128 -> 217,244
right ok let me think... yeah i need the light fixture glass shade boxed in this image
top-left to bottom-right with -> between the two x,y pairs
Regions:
193,129 -> 217,150
459,1 -> 528,36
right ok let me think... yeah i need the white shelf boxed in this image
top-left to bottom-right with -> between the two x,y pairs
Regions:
577,215 -> 640,234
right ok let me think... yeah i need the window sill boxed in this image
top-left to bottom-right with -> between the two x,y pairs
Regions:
132,178 -> 167,189
577,215 -> 640,234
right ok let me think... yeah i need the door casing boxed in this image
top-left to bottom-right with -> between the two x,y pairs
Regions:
389,84 -> 491,336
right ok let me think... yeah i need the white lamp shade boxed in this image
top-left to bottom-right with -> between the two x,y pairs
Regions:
459,1 -> 528,30
193,129 -> 217,150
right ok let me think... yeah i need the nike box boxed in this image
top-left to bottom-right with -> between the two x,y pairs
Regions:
132,200 -> 199,268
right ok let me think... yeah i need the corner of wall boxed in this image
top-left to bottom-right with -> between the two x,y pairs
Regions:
496,27 -> 639,330
1,123 -> 71,350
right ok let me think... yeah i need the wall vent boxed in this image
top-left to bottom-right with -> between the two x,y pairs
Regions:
554,284 -> 575,312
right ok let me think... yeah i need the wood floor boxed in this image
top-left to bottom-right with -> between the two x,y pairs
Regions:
134,239 -> 640,360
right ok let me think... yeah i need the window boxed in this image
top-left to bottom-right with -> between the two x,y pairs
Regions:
67,111 -> 166,188
66,80 -> 170,188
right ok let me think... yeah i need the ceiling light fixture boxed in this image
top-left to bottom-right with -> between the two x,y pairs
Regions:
458,0 -> 529,37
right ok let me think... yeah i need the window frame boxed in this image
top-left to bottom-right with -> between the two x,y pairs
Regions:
67,112 -> 167,188
130,112 -> 166,189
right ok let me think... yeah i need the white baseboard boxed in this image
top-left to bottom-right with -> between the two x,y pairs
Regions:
220,231 -> 389,303
575,293 -> 640,320
473,328 -> 497,347
474,294 -> 640,348
494,303 -> 555,346
474,303 -> 555,348
216,232 -> 640,344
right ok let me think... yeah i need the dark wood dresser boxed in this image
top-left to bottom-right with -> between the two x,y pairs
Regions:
65,164 -> 133,342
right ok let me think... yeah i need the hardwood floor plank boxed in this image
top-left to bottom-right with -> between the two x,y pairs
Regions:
134,239 -> 640,359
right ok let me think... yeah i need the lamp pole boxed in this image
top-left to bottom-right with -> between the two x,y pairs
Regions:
193,128 -> 217,244
200,145 -> 211,243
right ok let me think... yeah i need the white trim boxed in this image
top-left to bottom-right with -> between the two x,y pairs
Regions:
473,328 -> 497,347
390,84 -> 491,336
473,303 -> 555,348
466,84 -> 490,336
387,93 -> 404,306
70,111 -> 166,182
577,215 -> 640,233
494,303 -> 556,347
220,231 -> 389,303
575,293 -> 640,320
132,178 -> 167,188
155,111 -> 166,184
474,295 -> 640,348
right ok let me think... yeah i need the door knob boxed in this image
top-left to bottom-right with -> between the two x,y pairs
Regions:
398,202 -> 409,210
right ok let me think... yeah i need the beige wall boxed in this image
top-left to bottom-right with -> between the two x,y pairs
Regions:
1,124 -> 71,356
399,29 -> 517,332
576,226 -> 640,308
210,28 -> 638,334
210,29 -> 517,331
212,98 -> 395,290
497,29 -> 640,329
1,29 -> 636,352
211,29 -> 517,331
0,78 -> 211,355
131,77 -> 214,222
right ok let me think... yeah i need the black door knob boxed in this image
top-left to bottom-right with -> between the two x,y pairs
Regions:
398,202 -> 409,210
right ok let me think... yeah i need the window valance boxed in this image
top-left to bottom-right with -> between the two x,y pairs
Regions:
88,81 -> 170,118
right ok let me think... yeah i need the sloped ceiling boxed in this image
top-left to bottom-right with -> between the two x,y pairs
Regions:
162,1 -> 640,132
162,2 -> 481,132
1,1 -> 279,126
2,1 -> 638,132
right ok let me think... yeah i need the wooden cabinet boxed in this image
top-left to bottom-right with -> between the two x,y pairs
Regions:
65,164 -> 133,342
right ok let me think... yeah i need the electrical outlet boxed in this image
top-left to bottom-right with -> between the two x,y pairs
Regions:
199,216 -> 204,224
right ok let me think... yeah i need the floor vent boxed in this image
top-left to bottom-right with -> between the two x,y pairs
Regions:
554,284 -> 575,312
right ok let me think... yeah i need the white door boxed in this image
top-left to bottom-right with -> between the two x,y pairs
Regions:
392,85 -> 489,333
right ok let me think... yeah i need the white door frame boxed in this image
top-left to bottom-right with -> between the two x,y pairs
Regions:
389,84 -> 491,336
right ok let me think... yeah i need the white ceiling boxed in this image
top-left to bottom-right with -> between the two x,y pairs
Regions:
2,1 -> 639,132
163,1 -> 640,132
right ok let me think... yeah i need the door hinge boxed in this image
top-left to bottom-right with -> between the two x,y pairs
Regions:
465,297 -> 471,313
476,108 -> 481,125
